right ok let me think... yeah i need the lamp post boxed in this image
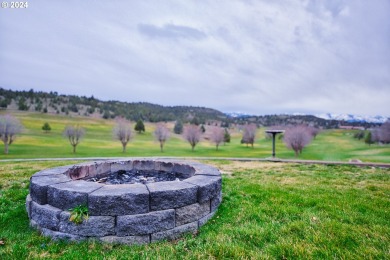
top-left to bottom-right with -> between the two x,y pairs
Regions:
265,130 -> 284,158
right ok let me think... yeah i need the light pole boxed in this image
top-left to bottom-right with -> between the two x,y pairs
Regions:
265,130 -> 284,158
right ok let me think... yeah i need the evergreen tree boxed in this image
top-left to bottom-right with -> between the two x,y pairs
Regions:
174,120 -> 183,134
190,117 -> 200,125
200,124 -> 206,133
354,131 -> 365,140
224,128 -> 231,144
103,110 -> 110,119
365,131 -> 374,146
42,122 -> 51,133
18,97 -> 29,111
35,101 -> 43,112
134,119 -> 145,133
0,99 -> 8,108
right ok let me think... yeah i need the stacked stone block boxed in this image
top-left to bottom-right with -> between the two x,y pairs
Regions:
26,159 -> 222,245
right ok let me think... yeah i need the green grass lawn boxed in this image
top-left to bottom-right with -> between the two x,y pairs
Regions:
0,160 -> 389,259
0,111 -> 389,163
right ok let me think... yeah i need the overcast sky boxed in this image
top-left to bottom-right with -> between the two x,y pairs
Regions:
1,1 -> 389,116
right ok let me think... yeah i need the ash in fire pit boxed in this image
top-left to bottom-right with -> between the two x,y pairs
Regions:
88,169 -> 181,184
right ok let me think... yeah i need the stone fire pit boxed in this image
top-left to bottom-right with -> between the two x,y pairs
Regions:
26,159 -> 222,244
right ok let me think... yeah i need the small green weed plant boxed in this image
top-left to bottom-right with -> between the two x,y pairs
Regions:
69,204 -> 89,224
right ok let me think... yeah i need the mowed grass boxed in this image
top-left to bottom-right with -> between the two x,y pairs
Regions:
0,111 -> 389,163
0,160 -> 389,259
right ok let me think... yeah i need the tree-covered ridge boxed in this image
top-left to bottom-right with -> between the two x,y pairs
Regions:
0,87 -> 226,123
0,87 -> 382,129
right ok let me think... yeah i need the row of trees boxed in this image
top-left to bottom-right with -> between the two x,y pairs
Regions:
368,122 -> 390,144
353,122 -> 390,145
60,120 -> 390,155
3,112 -> 389,156
62,120 -> 231,153
0,114 -> 318,155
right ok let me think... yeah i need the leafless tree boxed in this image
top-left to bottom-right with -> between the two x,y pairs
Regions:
378,121 -> 390,144
113,118 -> 132,152
283,125 -> 313,157
154,123 -> 170,152
371,128 -> 381,143
241,123 -> 257,148
183,124 -> 201,151
308,126 -> 320,139
0,114 -> 22,154
210,126 -> 225,150
63,125 -> 85,153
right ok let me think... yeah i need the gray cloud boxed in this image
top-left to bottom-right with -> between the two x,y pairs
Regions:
0,1 -> 389,117
138,23 -> 207,40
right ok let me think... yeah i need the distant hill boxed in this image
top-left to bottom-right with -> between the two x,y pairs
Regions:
0,87 -> 383,129
227,114 -> 343,129
0,87 -> 226,124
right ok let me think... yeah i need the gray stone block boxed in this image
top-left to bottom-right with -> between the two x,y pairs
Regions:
184,175 -> 222,203
156,161 -> 174,172
40,227 -> 85,241
133,159 -> 155,171
151,221 -> 198,242
99,235 -> 150,245
66,165 -> 89,180
175,201 -> 210,226
86,162 -> 111,179
89,183 -> 149,216
47,181 -> 104,210
59,211 -> 115,237
147,181 -> 198,210
173,163 -> 195,179
111,160 -> 133,172
198,211 -> 216,227
33,165 -> 73,177
192,163 -> 221,176
26,194 -> 32,218
30,202 -> 62,231
30,174 -> 71,204
211,191 -> 222,212
116,209 -> 175,236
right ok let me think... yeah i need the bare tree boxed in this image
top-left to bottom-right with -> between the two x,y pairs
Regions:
210,126 -> 224,150
183,124 -> 201,151
308,126 -> 320,139
154,123 -> 170,152
241,123 -> 257,148
63,125 -> 85,153
283,125 -> 313,157
113,118 -> 132,152
378,121 -> 390,144
371,128 -> 381,144
0,114 -> 22,154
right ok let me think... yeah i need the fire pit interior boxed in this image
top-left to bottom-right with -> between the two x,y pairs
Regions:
87,168 -> 183,185
26,159 -> 222,244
